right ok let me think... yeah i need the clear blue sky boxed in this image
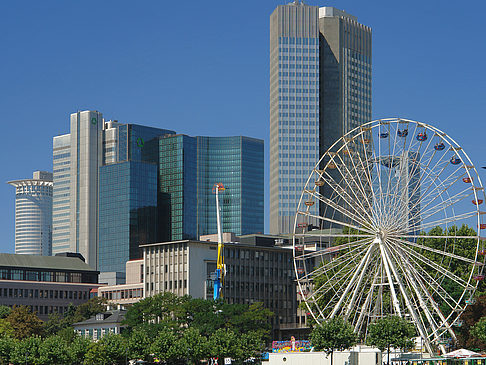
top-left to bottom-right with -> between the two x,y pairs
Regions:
1,0 -> 485,253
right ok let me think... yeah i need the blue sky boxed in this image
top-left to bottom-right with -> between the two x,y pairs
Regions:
0,0 -> 485,253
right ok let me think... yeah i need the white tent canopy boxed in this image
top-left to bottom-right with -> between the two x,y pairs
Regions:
443,349 -> 481,358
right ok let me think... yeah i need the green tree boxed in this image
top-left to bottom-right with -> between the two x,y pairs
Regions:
150,326 -> 179,363
38,335 -> 70,365
471,316 -> 486,344
310,317 -> 357,365
6,306 -> 44,340
366,316 -> 416,365
127,327 -> 152,362
0,336 -> 16,365
84,333 -> 127,365
177,327 -> 210,364
0,306 -> 11,319
66,335 -> 90,365
9,336 -> 42,365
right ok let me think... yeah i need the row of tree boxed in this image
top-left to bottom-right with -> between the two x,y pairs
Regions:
0,293 -> 274,364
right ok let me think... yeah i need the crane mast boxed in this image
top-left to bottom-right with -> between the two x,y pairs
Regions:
213,183 -> 225,300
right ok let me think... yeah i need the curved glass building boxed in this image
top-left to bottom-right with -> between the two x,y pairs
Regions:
7,171 -> 53,255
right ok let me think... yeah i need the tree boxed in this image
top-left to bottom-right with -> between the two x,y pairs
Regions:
471,316 -> 486,344
38,335 -> 70,365
0,307 -> 11,320
84,333 -> 127,365
9,336 -> 42,365
366,316 -> 416,365
6,306 -> 44,340
0,336 -> 15,365
310,317 -> 357,365
150,326 -> 180,363
66,335 -> 90,365
127,327 -> 152,362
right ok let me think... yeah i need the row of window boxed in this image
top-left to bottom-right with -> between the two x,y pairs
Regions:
100,288 -> 143,300
0,287 -> 89,300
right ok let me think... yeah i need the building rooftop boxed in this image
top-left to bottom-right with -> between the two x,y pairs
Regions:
0,253 -> 97,272
73,309 -> 126,326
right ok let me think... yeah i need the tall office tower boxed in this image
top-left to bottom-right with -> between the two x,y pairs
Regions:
158,135 -> 264,240
52,111 -> 103,268
158,134 -> 198,241
197,136 -> 264,237
7,171 -> 53,255
269,2 -> 372,234
99,123 -> 174,279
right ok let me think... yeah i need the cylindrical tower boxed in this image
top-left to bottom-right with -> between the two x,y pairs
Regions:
7,171 -> 53,255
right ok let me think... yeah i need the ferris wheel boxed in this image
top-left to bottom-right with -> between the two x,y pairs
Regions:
293,118 -> 486,354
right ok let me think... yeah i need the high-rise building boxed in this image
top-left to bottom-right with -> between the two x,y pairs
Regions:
269,2 -> 372,234
197,136 -> 264,237
52,112 -> 174,272
158,134 -> 198,241
7,171 -> 53,255
52,111 -> 264,278
158,135 -> 264,241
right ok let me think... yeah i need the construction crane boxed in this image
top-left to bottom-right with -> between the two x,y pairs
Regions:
212,183 -> 226,300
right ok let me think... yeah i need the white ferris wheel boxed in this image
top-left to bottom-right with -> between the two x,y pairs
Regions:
293,118 -> 486,354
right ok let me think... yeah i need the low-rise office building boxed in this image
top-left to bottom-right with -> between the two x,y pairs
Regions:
141,237 -> 297,331
98,259 -> 143,305
0,253 -> 99,320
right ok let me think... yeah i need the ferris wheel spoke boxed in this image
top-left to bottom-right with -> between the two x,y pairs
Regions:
305,189 -> 370,228
387,239 -> 462,311
388,236 -> 479,265
407,164 -> 467,220
340,137 -> 377,221
410,187 -> 475,225
303,240 -> 372,283
406,210 -> 479,233
380,241 -> 434,353
320,155 -> 375,224
386,236 -> 469,288
328,244 -> 376,319
343,248 -> 381,321
387,242 -> 458,341
387,242 -> 448,337
297,211 -> 375,234
294,236 -> 373,261
316,171 -> 373,225
354,267 -> 380,332
308,244 -> 373,281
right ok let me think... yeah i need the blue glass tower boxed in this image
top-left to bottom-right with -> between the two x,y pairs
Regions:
98,123 -> 174,278
197,136 -> 264,237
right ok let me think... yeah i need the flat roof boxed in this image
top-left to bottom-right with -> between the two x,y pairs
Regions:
140,240 -> 292,252
0,253 -> 97,272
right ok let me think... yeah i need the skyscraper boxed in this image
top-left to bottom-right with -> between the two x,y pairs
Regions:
52,111 -> 264,277
8,171 -> 53,255
52,112 -> 174,271
197,136 -> 264,237
269,2 -> 371,234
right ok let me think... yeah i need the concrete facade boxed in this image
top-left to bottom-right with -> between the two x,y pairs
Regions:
7,171 -> 53,255
141,239 -> 297,330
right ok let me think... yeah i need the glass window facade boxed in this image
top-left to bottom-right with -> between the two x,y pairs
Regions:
158,135 -> 197,241
197,136 -> 264,236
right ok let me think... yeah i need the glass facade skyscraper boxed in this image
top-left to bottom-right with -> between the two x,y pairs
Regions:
158,135 -> 197,241
270,3 -> 372,234
52,111 -> 264,277
99,161 -> 158,275
8,171 -> 53,256
197,136 -> 264,237
52,113 -> 174,272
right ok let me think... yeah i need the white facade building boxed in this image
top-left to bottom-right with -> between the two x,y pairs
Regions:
8,171 -> 53,255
